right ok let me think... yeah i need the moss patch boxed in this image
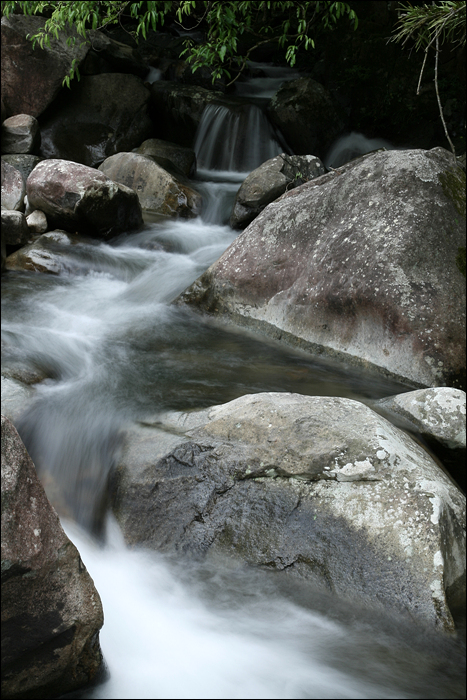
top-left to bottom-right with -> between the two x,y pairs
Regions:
438,167 -> 466,217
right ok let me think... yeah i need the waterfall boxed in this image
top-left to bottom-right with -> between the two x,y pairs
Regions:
193,102 -> 284,172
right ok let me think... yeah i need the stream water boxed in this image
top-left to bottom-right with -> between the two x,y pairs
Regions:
1,65 -> 465,699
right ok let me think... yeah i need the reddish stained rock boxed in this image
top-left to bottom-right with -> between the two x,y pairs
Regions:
176,148 -> 466,390
27,159 -> 143,238
1,15 -> 89,119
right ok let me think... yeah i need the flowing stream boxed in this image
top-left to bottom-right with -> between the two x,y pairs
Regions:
2,66 -> 465,699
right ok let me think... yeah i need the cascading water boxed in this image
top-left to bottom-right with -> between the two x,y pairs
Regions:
2,63 -> 464,700
193,101 -> 284,172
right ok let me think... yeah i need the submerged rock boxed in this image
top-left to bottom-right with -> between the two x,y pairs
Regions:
1,415 -> 104,699
112,392 -> 466,631
176,148 -> 466,390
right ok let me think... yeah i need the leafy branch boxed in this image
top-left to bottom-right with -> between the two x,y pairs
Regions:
390,1 -> 466,155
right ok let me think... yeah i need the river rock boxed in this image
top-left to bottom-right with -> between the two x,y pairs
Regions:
1,159 -> 26,211
26,209 -> 48,235
1,209 -> 30,247
231,153 -> 326,229
267,77 -> 345,159
1,14 -> 90,119
149,81 -> 224,147
375,388 -> 466,450
177,148 -> 466,390
98,152 -> 202,219
39,74 -> 153,167
6,230 -> 88,275
1,415 -> 104,699
27,159 -> 143,238
1,154 -> 43,184
80,31 -> 147,77
136,138 -> 196,177
2,114 -> 41,155
112,392 -> 466,630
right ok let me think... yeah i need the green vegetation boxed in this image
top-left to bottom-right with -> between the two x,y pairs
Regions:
2,1 -> 358,86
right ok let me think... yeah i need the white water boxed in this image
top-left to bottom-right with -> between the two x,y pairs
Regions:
61,519 -> 465,700
2,68 -> 464,700
194,103 -> 284,171
233,61 -> 302,100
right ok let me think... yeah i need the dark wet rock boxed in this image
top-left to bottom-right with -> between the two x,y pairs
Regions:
2,209 -> 30,247
6,230 -> 89,275
99,152 -> 202,219
2,114 -> 41,155
177,148 -> 466,390
149,81 -> 224,147
80,31 -> 147,77
1,159 -> 26,211
136,138 -> 196,177
267,77 -> 345,159
231,153 -> 326,229
1,14 -> 89,119
38,74 -> 153,168
112,392 -> 466,630
1,415 -> 104,699
27,159 -> 143,238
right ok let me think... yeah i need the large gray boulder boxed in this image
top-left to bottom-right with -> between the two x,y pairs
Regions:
1,15 -> 89,119
27,159 -> 143,238
267,77 -> 345,159
1,415 -> 104,699
1,114 -> 40,155
230,153 -> 326,229
374,388 -> 466,450
39,74 -> 153,167
112,392 -> 465,630
98,152 -> 202,219
177,148 -> 466,390
1,159 -> 26,211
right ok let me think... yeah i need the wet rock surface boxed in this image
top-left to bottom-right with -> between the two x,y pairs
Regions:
112,392 -> 466,630
1,415 -> 104,699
